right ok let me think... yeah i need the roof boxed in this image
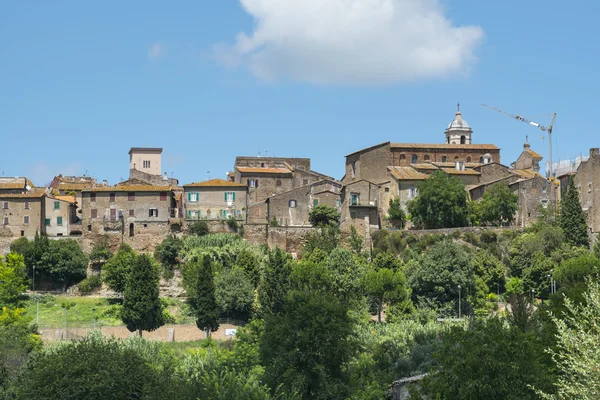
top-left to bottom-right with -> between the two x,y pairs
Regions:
128,147 -> 163,154
184,178 -> 247,188
0,190 -> 45,199
0,177 -> 35,190
510,169 -> 539,179
391,143 -> 499,150
345,141 -> 390,157
54,195 -> 77,203
84,186 -> 172,192
387,166 -> 428,180
410,163 -> 439,170
56,182 -> 92,191
446,111 -> 471,131
440,168 -> 481,175
525,149 -> 543,159
236,167 -> 292,175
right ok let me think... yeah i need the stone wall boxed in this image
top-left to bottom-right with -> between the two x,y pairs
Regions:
574,148 -> 600,236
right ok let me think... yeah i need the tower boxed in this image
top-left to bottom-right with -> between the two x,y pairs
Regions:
445,103 -> 473,145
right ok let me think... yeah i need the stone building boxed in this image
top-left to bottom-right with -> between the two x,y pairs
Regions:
340,179 -> 380,231
128,147 -> 179,186
43,195 -> 77,237
183,178 -> 248,221
0,190 -> 45,238
230,156 -> 334,224
574,148 -> 600,244
0,177 -> 36,195
265,179 -> 342,226
49,175 -> 97,219
81,181 -> 176,239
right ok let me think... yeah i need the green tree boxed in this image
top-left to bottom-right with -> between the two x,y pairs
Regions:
89,235 -> 113,266
121,254 -> 164,336
215,267 -> 254,319
420,318 -> 555,400
407,171 -> 469,229
560,178 -> 589,247
539,280 -> 600,400
303,224 -> 340,255
189,220 -> 210,236
471,249 -> 505,293
372,252 -> 403,271
235,249 -> 261,288
386,197 -> 406,226
103,243 -> 137,294
362,267 -> 408,323
308,205 -> 341,227
188,256 -> 220,336
594,240 -> 600,259
348,225 -> 363,254
40,239 -> 88,290
9,237 -> 31,256
0,253 -> 27,306
258,247 -> 293,316
326,248 -> 365,299
478,182 -> 519,226
154,235 -> 183,274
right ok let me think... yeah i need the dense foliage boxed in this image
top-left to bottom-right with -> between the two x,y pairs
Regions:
477,182 -> 519,226
560,178 -> 590,247
308,205 -> 341,227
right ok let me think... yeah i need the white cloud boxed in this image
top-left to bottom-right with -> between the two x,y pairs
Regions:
148,42 -> 165,61
215,0 -> 484,84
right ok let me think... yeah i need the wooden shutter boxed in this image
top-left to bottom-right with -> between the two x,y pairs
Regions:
233,192 -> 236,201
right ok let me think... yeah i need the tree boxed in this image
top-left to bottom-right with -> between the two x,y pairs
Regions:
188,256 -> 220,337
560,177 -> 589,247
419,318 -> 555,400
40,239 -> 88,290
121,254 -> 164,336
471,249 -> 505,293
103,243 -> 137,294
407,171 -> 469,229
478,183 -> 519,226
326,248 -> 365,299
0,253 -> 27,307
258,247 -> 293,316
215,267 -> 254,319
386,197 -> 406,225
538,280 -> 600,400
363,267 -> 408,323
89,235 -> 113,266
308,205 -> 341,227
348,225 -> 363,254
303,224 -> 340,255
154,235 -> 183,273
189,220 -> 210,236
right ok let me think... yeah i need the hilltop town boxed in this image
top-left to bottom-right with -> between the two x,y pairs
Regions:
1,108 -> 597,254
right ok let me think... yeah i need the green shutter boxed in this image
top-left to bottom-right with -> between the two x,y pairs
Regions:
224,192 -> 227,202
57,217 -> 63,225
45,218 -> 50,226
54,201 -> 60,210
187,210 -> 191,218
233,192 -> 236,201
313,199 -> 319,207
187,193 -> 191,202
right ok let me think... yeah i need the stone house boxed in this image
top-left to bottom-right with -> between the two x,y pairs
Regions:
340,179 -> 380,231
230,156 -> 334,224
49,175 -> 97,220
43,195 -> 77,237
386,166 -> 428,213
81,182 -> 176,238
0,190 -> 45,238
182,178 -> 248,221
0,177 -> 36,195
574,148 -> 600,244
128,147 -> 179,186
265,179 -> 342,226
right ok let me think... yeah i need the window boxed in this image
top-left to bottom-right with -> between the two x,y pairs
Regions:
248,179 -> 258,188
350,211 -> 357,219
276,179 -> 282,187
313,199 -> 319,207
188,192 -> 199,202
385,187 -> 390,192
303,179 -> 309,185
350,193 -> 359,206
399,154 -> 406,162
409,187 -> 418,198
90,193 -> 96,202
57,217 -> 63,226
20,230 -> 24,237
224,192 -> 236,202
460,135 -> 466,144
466,156 -> 472,163
442,156 -> 447,163
143,160 -> 151,168
424,155 -> 430,161
109,193 -> 116,202
24,201 -> 30,210
91,209 -> 98,218
53,201 -> 60,210
522,187 -> 526,194
411,154 -> 418,164
23,216 -> 29,224
289,200 -> 297,208
3,217 -> 8,225
589,183 -> 593,193
128,192 -> 135,201
129,209 -> 135,217
543,185 -> 547,194
336,199 -> 341,207
44,218 -> 50,226
160,192 -> 167,201
479,156 -> 484,163
261,162 -> 265,168
2,201 -> 8,209
149,208 -> 158,217
541,200 -> 549,209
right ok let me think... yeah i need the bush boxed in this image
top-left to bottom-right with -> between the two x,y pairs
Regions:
226,217 -> 239,233
78,275 -> 103,294
189,221 -> 210,236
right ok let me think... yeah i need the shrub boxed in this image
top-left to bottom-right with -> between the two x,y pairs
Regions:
189,221 -> 210,236
78,275 -> 102,294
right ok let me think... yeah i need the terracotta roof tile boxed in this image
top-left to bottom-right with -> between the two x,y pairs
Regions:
525,149 -> 543,159
84,186 -> 173,192
440,168 -> 481,175
0,190 -> 46,199
387,166 -> 429,180
54,195 -> 77,203
184,178 -> 247,188
410,163 -> 439,170
236,167 -> 292,174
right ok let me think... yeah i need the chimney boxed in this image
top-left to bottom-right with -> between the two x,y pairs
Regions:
591,148 -> 600,159
102,180 -> 108,187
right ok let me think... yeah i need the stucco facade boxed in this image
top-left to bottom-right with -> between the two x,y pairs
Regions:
0,191 -> 45,238
44,197 -> 76,237
129,147 -> 163,176
183,179 -> 247,221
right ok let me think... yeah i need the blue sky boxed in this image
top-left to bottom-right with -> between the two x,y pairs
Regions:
1,0 -> 598,186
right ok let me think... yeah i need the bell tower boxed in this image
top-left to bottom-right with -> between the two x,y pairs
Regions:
445,103 -> 473,144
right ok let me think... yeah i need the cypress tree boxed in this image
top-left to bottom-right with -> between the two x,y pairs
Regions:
189,256 -> 220,337
560,178 -> 589,247
121,254 -> 164,336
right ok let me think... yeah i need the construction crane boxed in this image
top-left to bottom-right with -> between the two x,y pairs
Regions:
482,104 -> 557,177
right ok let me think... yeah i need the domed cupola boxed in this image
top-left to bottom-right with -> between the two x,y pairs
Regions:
445,103 -> 473,144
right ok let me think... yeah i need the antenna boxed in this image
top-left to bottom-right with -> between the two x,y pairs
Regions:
207,170 -> 211,180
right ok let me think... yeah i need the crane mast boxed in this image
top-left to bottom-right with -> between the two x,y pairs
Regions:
482,104 -> 556,178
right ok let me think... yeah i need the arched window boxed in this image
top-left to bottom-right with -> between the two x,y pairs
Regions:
454,156 -> 459,160
466,156 -> 472,163
479,156 -> 484,163
411,154 -> 418,164
442,156 -> 447,163
424,155 -> 430,161
399,154 -> 406,161
460,135 -> 466,144
276,179 -> 282,187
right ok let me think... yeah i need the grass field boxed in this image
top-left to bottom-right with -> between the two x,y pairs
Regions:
23,295 -> 195,328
